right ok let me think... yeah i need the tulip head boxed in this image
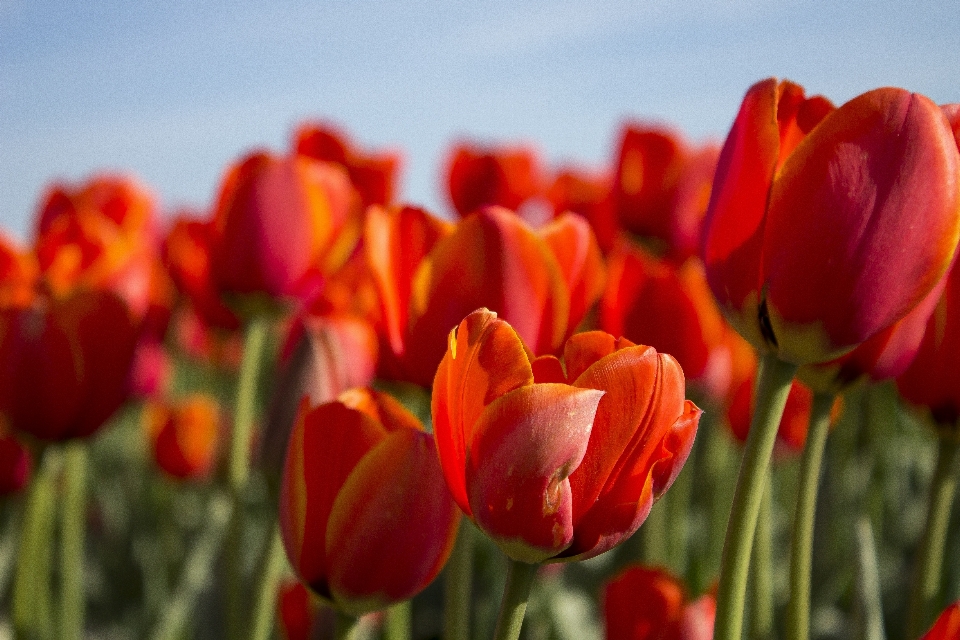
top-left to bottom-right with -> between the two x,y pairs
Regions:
210,151 -> 362,306
145,394 -> 221,480
432,308 -> 700,563
0,430 -> 31,496
603,565 -> 715,640
279,388 -> 460,615
445,142 -> 543,218
703,79 -> 960,365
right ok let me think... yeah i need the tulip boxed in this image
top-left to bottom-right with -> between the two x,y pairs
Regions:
612,124 -> 719,262
601,243 -> 730,399
366,205 -> 596,387
0,289 -> 139,441
603,565 -> 715,640
145,394 -> 221,480
294,122 -> 401,209
0,431 -> 31,496
209,151 -> 362,304
702,79 -> 960,366
445,142 -> 543,219
547,167 -> 616,252
432,308 -> 700,564
727,375 -> 820,454
921,601 -> 960,640
279,388 -> 460,616
276,580 -> 325,640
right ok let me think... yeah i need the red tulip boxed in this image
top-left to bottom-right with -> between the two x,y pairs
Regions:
921,601 -> 960,640
366,205 -> 592,387
603,565 -> 715,640
727,375 -> 816,454
209,151 -> 362,303
0,289 -> 138,441
702,79 -> 960,365
294,122 -> 401,209
279,388 -> 460,615
601,244 -> 730,398
145,394 -> 221,480
432,308 -> 700,563
445,142 -> 543,219
0,430 -> 31,496
276,580 -> 323,640
612,124 -> 719,261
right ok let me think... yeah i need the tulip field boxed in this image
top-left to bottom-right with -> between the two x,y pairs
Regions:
2,78 -> 960,640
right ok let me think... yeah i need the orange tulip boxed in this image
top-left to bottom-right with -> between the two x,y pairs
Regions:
279,388 -> 460,615
294,122 -> 401,209
366,205 -> 599,387
547,167 -> 616,252
209,151 -> 362,303
145,394 -> 221,480
432,308 -> 700,563
601,244 -> 729,398
921,601 -> 960,640
445,142 -> 543,218
702,79 -> 960,365
603,565 -> 715,640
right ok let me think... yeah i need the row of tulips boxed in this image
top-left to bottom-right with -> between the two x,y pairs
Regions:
0,76 -> 959,640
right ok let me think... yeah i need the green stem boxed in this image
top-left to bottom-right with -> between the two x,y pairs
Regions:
714,353 -> 797,640
385,600 -> 412,640
855,516 -> 886,640
13,448 -> 61,640
248,525 -> 288,640
750,477 -> 773,640
787,392 -> 833,640
225,316 -> 271,639
0,498 -> 22,605
149,491 -> 234,640
907,435 -> 960,638
334,610 -> 359,640
444,519 -> 475,640
642,498 -> 669,566
492,560 -> 539,640
59,442 -> 88,640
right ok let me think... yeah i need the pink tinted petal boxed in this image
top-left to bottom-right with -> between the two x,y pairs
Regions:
466,383 -> 603,563
326,430 -> 460,616
765,88 -> 960,363
431,309 -> 534,515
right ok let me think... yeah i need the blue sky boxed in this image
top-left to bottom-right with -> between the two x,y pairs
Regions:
2,0 -> 958,240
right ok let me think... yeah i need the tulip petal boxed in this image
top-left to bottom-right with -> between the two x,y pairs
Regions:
326,429 -> 460,616
538,212 -> 606,333
431,309 -> 534,515
466,383 -> 604,563
765,88 -> 960,363
338,387 -> 424,434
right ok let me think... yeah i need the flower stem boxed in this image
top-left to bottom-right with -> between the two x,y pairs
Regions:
335,610 -> 359,640
13,447 -> 61,640
225,316 -> 271,639
854,516 -> 886,640
444,519 -> 474,640
149,490 -> 233,640
786,391 -> 833,640
385,600 -> 412,640
907,434 -> 960,638
492,560 -> 539,640
751,476 -> 773,640
714,353 -> 797,640
59,441 -> 88,640
248,524 -> 288,640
